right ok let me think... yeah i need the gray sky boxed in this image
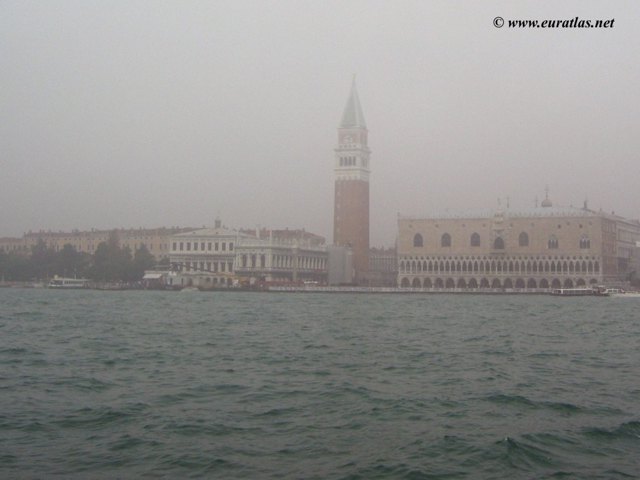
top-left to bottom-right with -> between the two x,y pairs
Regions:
2,0 -> 639,246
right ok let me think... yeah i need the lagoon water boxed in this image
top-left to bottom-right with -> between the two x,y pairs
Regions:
1,289 -> 639,479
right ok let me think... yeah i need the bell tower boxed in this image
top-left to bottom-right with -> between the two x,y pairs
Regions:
333,78 -> 370,283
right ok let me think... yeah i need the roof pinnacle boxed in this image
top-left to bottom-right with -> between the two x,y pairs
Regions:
340,78 -> 367,129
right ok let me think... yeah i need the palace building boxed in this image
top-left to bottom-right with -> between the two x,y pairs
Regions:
397,196 -> 640,290
167,219 -> 328,288
0,227 -> 192,260
333,79 -> 370,284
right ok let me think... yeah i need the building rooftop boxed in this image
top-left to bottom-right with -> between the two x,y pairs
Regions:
400,205 -> 603,221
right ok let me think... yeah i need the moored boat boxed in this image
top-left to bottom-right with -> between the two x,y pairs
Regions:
550,286 -> 609,297
606,288 -> 640,298
48,277 -> 90,289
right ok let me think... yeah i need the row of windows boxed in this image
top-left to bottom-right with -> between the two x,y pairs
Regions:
399,277 -> 597,289
173,241 -> 234,252
339,156 -> 357,166
399,258 -> 600,275
172,261 -> 234,273
239,254 -> 326,270
413,232 -> 591,250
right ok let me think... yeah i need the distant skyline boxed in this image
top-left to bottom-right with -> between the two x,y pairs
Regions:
2,1 -> 639,245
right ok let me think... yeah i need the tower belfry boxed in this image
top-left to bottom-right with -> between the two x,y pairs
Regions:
333,79 -> 370,283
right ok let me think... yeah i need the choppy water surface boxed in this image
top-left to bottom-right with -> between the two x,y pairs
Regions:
1,289 -> 638,479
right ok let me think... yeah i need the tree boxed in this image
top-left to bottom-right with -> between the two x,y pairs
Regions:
0,250 -> 7,281
3,253 -> 33,281
88,231 -> 135,282
129,244 -> 155,281
31,239 -> 56,280
55,244 -> 90,278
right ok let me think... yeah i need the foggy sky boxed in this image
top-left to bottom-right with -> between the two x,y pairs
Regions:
2,1 -> 639,246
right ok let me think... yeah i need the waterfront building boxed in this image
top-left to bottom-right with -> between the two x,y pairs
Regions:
1,227 -> 192,260
168,219 -> 248,287
333,79 -> 370,284
0,237 -> 29,255
366,247 -> 398,287
397,197 -> 640,290
235,229 -> 327,285
168,220 -> 328,288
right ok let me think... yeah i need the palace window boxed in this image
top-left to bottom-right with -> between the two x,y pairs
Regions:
441,233 -> 451,247
470,232 -> 480,247
519,232 -> 529,247
579,235 -> 590,249
548,235 -> 559,249
413,233 -> 423,248
493,237 -> 505,249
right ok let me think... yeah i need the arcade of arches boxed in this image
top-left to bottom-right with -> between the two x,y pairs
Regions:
398,254 -> 601,289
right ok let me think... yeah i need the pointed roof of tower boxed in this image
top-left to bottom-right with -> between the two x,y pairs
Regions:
340,77 -> 367,128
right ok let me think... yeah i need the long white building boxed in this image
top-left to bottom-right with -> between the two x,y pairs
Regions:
168,221 -> 328,288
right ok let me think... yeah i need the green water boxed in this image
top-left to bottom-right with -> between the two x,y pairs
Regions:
1,289 -> 638,478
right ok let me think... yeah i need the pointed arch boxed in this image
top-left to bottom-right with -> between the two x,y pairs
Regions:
441,233 -> 452,247
413,233 -> 423,248
519,232 -> 529,247
470,232 -> 481,247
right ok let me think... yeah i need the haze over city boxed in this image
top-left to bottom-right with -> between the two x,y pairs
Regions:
2,0 -> 639,246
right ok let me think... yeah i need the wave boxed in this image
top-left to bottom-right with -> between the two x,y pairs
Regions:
582,420 -> 640,440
